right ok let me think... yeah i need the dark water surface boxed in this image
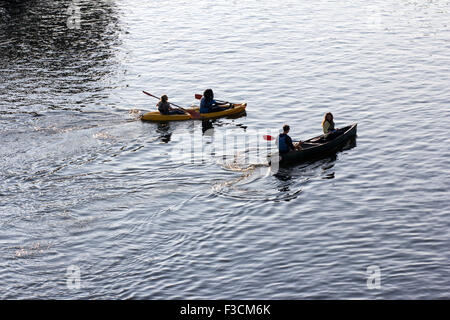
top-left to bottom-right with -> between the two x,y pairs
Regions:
1,0 -> 449,299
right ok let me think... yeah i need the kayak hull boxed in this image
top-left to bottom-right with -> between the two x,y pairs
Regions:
141,103 -> 247,122
141,113 -> 192,121
268,123 -> 357,165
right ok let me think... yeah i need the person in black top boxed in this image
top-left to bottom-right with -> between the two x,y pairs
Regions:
157,95 -> 185,115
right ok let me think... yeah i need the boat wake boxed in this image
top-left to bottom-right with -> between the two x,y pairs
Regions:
212,164 -> 305,202
213,156 -> 339,202
129,108 -> 142,121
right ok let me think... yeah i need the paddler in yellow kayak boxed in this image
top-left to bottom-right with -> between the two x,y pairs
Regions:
199,89 -> 233,113
157,95 -> 187,115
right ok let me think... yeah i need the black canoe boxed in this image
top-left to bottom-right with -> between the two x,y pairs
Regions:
268,123 -> 357,165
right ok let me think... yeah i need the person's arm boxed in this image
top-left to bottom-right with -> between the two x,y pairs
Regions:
211,99 -> 222,107
212,99 -> 233,108
286,135 -> 295,151
216,100 -> 234,108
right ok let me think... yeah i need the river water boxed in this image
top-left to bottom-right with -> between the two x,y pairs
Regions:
0,0 -> 449,299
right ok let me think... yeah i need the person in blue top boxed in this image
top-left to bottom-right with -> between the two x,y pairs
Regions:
200,89 -> 232,113
277,124 -> 302,153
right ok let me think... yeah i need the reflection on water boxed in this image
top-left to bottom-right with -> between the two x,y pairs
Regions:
201,119 -> 214,133
214,159 -> 331,203
271,141 -> 360,196
343,136 -> 357,151
213,166 -> 306,202
225,110 -> 247,120
156,122 -> 172,143
0,0 -> 122,114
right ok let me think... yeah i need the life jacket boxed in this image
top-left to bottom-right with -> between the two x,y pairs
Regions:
200,98 -> 217,113
278,134 -> 290,153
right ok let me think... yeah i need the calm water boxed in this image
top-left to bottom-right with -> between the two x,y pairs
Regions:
1,0 -> 449,299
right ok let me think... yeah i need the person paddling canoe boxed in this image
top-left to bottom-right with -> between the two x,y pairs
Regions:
277,124 -> 302,153
157,95 -> 186,115
199,89 -> 232,113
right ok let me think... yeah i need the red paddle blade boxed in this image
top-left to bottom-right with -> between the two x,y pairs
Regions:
263,135 -> 275,141
194,94 -> 202,100
185,109 -> 201,119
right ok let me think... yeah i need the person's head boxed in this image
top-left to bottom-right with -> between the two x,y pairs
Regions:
325,112 -> 333,122
283,124 -> 290,133
160,95 -> 168,103
203,89 -> 214,101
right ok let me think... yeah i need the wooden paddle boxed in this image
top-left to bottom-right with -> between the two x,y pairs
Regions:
142,91 -> 201,119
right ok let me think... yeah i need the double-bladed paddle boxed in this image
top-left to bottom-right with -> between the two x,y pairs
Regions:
143,91 -> 201,119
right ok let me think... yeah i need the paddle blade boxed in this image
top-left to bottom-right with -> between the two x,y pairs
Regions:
185,109 -> 201,119
263,135 -> 275,141
195,94 -> 203,100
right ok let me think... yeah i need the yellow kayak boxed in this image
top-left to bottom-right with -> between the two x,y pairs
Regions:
141,103 -> 247,122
